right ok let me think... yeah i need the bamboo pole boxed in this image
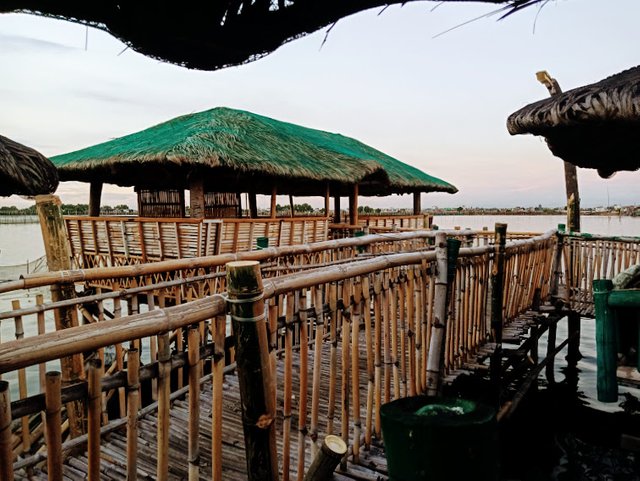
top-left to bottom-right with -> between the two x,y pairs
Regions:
126,348 -> 139,481
303,435 -> 347,481
297,290 -> 309,481
490,224 -> 507,389
413,192 -> 421,215
187,326 -> 201,481
35,194 -> 84,439
340,280 -> 351,471
157,331 -> 171,481
361,276 -> 374,447
87,358 -> 102,481
12,300 -> 30,453
226,261 -> 278,481
324,184 -> 331,218
310,288 -> 325,458
349,184 -> 359,226
0,381 -> 13,481
333,196 -> 341,224
271,187 -> 278,218
44,372 -> 62,481
211,315 -> 226,481
426,233 -> 448,395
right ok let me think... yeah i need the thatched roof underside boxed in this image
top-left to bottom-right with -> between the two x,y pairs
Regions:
51,107 -> 457,197
2,1 -> 544,70
507,66 -> 640,177
0,135 -> 59,197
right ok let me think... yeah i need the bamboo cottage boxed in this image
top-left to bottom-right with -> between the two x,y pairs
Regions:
50,107 -> 456,268
507,66 -> 640,178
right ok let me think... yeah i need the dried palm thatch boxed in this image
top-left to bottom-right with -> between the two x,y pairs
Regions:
0,134 -> 59,197
51,107 -> 456,196
1,1 -> 545,70
507,66 -> 640,178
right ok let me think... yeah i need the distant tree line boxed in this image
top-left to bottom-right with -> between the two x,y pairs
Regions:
0,204 -> 135,216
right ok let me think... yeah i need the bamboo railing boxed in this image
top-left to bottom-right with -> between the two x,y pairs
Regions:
0,229 -> 556,480
562,232 -> 640,316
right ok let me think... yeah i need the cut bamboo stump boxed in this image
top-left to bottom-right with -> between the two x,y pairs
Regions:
303,435 -> 348,481
226,261 -> 278,481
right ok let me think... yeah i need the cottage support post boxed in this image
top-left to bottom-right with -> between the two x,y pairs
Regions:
270,186 -> 278,218
333,196 -> 341,224
349,184 -> 359,226
89,181 -> 103,217
413,192 -> 421,215
490,223 -> 507,391
324,184 -> 331,218
35,194 -> 85,438
226,261 -> 278,481
426,232 -> 449,395
593,279 -> 618,402
289,194 -> 295,218
249,191 -> 258,218
537,71 -> 580,233
189,177 -> 206,218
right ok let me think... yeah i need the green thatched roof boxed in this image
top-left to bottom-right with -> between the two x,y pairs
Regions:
0,134 -> 58,197
52,107 -> 457,197
2,1 -> 544,70
507,66 -> 640,177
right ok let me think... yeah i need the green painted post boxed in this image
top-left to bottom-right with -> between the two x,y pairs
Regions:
593,279 -> 618,402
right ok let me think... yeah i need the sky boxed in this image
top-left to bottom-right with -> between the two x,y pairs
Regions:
0,0 -> 639,210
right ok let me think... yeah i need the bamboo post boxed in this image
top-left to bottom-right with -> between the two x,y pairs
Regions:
271,187 -> 278,218
0,381 -> 13,481
593,279 -> 618,402
35,194 -> 84,439
249,191 -> 258,219
187,326 -> 201,481
324,184 -> 331,218
537,71 -> 580,233
12,300 -> 30,453
297,290 -> 309,481
333,196 -> 341,224
44,372 -> 62,481
189,177 -> 206,218
349,184 -> 359,226
157,332 -> 171,481
126,349 -> 140,481
87,359 -> 102,481
289,194 -> 295,218
426,232 -> 448,395
413,192 -> 421,215
490,224 -> 507,389
211,315 -> 226,481
89,181 -> 103,217
303,435 -> 347,481
226,261 -> 278,481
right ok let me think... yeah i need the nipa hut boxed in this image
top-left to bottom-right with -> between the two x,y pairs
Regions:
0,134 -> 58,197
507,66 -> 640,178
52,107 -> 456,221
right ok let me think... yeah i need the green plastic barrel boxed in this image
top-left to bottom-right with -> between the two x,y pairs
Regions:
354,230 -> 366,253
380,396 -> 498,481
256,236 -> 269,249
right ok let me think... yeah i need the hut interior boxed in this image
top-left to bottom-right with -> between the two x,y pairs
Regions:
507,66 -> 640,178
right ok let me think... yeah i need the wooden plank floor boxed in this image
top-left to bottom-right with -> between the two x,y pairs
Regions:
17,337 -> 390,481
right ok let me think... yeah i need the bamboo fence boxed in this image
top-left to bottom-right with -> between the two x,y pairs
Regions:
0,229 -> 559,480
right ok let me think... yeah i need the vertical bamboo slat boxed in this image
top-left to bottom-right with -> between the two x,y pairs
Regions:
297,291 -> 309,481
157,332 -> 171,481
87,359 -> 102,481
126,349 -> 140,481
211,315 -> 226,481
44,372 -> 62,481
0,381 -> 14,481
187,326 -> 201,481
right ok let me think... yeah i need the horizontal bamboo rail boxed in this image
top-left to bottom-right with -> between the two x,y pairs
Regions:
0,230 -> 558,481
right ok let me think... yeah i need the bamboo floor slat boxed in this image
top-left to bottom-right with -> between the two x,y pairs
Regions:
17,334 -> 389,481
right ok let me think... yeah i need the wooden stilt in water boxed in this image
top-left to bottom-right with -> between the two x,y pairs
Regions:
593,279 -> 618,402
0,381 -> 14,481
226,261 -> 278,481
303,435 -> 347,481
126,349 -> 140,481
490,224 -> 507,392
44,372 -> 62,481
